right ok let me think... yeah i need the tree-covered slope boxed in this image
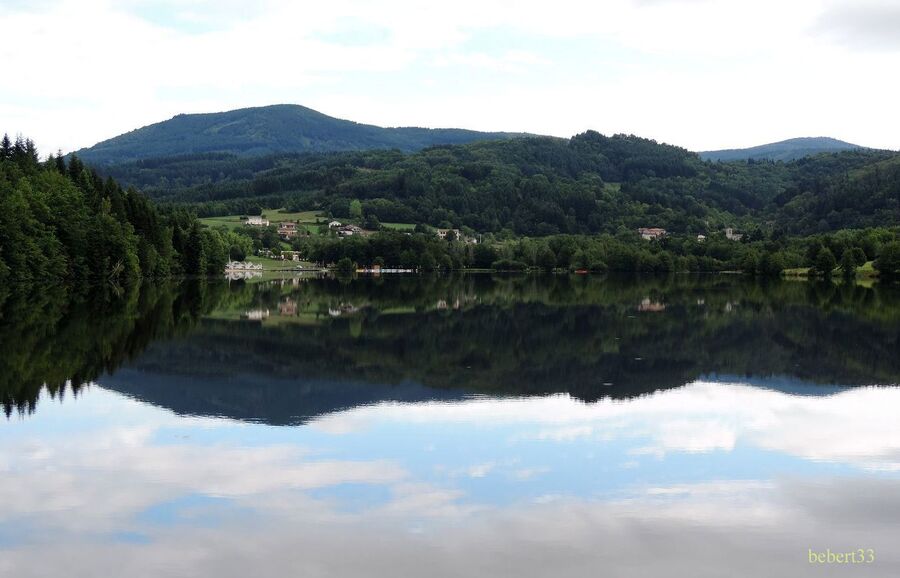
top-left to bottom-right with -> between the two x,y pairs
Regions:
0,133 -> 255,283
700,137 -> 863,162
773,150 -> 900,232
99,129 -> 900,237
74,104 -> 529,166
104,131 -> 724,235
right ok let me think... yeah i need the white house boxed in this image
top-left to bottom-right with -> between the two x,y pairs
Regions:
337,224 -> 363,237
328,220 -> 343,228
725,228 -> 744,241
243,309 -> 270,321
245,216 -> 269,227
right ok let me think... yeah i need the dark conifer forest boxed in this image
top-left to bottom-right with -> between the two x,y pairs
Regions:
0,133 -> 240,283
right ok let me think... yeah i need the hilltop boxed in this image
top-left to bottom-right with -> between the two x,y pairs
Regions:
700,137 -> 863,162
63,106 -> 900,238
73,104 -> 529,166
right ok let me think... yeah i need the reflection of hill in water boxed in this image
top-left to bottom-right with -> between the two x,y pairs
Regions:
701,374 -> 854,396
100,369 -> 467,426
5,274 -> 900,420
96,276 -> 900,424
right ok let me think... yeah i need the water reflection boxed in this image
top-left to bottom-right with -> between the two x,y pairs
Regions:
3,383 -> 900,576
3,275 -> 900,576
3,274 -> 900,418
92,275 -> 900,423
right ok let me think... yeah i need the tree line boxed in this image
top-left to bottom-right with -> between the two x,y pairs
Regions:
268,225 -> 899,277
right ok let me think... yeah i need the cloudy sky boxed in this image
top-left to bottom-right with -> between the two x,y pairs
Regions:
2,0 -> 899,155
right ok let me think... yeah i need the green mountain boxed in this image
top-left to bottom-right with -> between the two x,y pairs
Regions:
98,129 -> 900,237
700,137 -> 863,162
74,104 -> 529,166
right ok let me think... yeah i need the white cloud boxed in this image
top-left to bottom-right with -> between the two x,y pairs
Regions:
816,0 -> 900,51
1,0 -> 898,156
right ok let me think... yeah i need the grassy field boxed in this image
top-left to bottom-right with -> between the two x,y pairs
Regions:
381,222 -> 416,231
201,208 -> 326,232
856,261 -> 879,278
783,261 -> 878,279
782,267 -> 812,277
202,209 -> 416,236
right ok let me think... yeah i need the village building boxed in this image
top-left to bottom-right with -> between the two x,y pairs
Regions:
337,224 -> 364,237
279,298 -> 297,317
242,309 -> 270,321
638,227 -> 666,241
638,297 -> 666,312
278,221 -> 299,240
436,228 -> 461,240
725,227 -> 744,241
697,234 -> 707,242
328,220 -> 343,228
245,216 -> 270,227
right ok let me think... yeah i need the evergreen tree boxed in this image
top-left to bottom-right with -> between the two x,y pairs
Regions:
184,223 -> 207,275
24,139 -> 39,163
0,135 -> 233,282
12,135 -> 26,159
67,153 -> 84,181
55,150 -> 67,175
0,134 -> 11,160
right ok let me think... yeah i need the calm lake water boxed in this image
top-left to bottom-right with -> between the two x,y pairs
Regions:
2,274 -> 900,577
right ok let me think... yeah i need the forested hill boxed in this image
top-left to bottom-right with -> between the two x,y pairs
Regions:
101,130 -> 900,237
74,104 -> 529,166
700,137 -> 862,162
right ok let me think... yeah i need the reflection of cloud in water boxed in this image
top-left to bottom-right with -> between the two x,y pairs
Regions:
2,476 -> 899,577
4,383 -> 900,576
312,382 -> 900,470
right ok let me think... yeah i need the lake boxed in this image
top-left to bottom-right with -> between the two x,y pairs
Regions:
2,274 -> 900,577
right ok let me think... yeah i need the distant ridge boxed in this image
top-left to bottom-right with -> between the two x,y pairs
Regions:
74,104 -> 531,166
700,137 -> 863,162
